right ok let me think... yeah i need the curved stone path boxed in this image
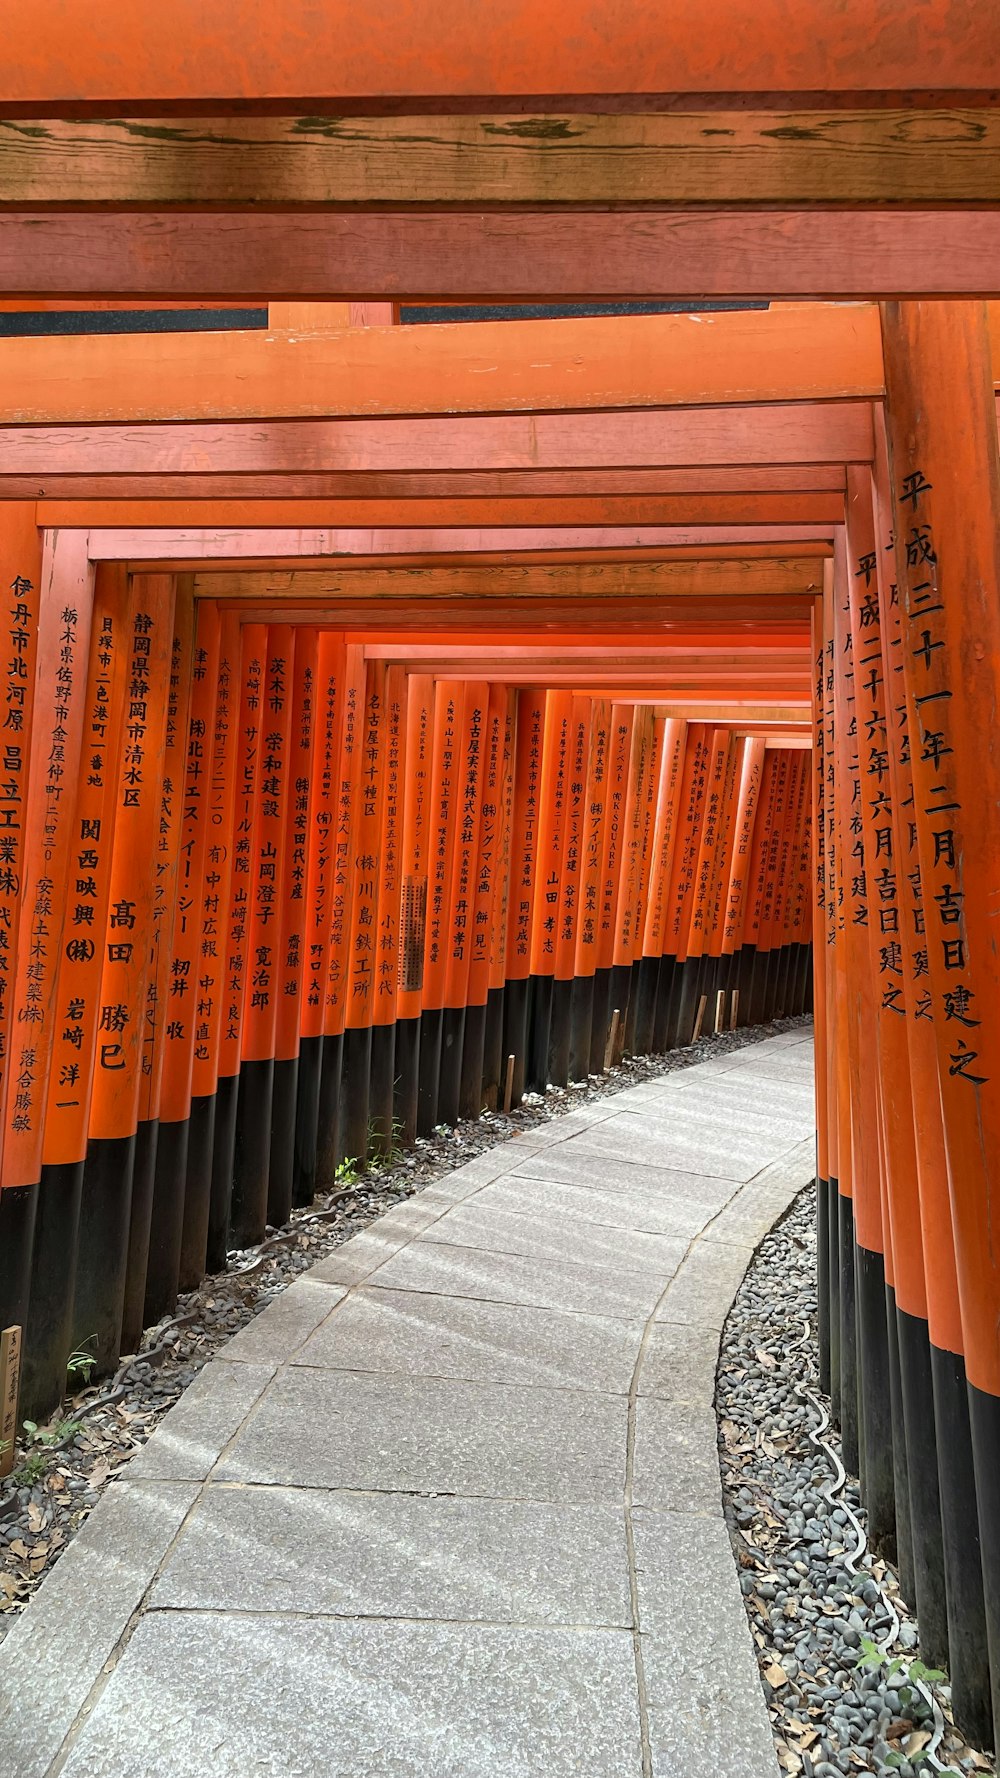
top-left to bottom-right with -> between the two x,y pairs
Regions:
0,1026 -> 815,1778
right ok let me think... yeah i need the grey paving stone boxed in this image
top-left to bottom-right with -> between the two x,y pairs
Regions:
216,1279 -> 346,1364
294,1285 -> 643,1394
58,1613 -> 644,1778
562,1116 -> 779,1183
0,1480 -> 199,1778
607,1089 -> 807,1150
634,1509 -> 779,1778
638,1319 -> 721,1405
422,1199 -> 689,1277
472,1172 -> 709,1240
508,1146 -> 739,1208
365,1238 -> 667,1319
151,1487 -> 632,1625
632,1397 -> 722,1515
126,1360 -> 276,1481
656,1238 -> 755,1330
213,1364 -> 628,1503
309,1210 -> 436,1285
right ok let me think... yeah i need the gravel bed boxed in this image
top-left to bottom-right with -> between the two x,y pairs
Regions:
718,1188 -> 994,1778
0,1012 -> 807,1640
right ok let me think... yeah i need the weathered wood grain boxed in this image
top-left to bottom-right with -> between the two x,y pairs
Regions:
3,111 -> 1000,206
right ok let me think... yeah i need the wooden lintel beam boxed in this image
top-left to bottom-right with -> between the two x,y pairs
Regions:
0,407 -> 873,475
5,466 -> 848,501
87,527 -> 834,564
0,307 -> 889,425
4,112 -> 1000,207
184,559 -> 822,602
4,212 -> 1000,302
4,4 -> 997,106
34,493 -> 846,528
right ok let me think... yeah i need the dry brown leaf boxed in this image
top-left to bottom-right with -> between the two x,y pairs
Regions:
755,1348 -> 776,1369
904,1731 -> 932,1756
26,1502 -> 44,1533
763,1662 -> 788,1688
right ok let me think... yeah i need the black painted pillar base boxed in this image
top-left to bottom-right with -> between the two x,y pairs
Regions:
608,962 -> 632,1056
931,1346 -> 991,1749
460,1000 -> 488,1121
267,1057 -> 298,1228
568,974 -> 595,1083
631,955 -> 659,1058
884,1288 -> 913,1594
501,977 -> 530,1107
896,1305 -> 948,1670
817,1175 -> 831,1393
231,1058 -> 274,1249
292,1035 -> 322,1208
417,1007 -> 444,1136
734,944 -> 756,1028
651,954 -> 676,1053
667,957 -> 699,1050
828,1172 -> 842,1421
481,987 -> 505,1111
340,1024 -> 373,1167
438,1007 -> 465,1127
969,1381 -> 1000,1753
0,1182 -> 36,1344
121,1118 -> 158,1354
144,1116 -> 190,1325
527,973 -> 553,1094
393,1016 -> 421,1142
74,1133 -> 135,1377
547,977 -> 573,1088
588,967 -> 613,1074
207,1072 -> 239,1271
368,1022 -> 396,1157
179,1092 -> 215,1291
856,1243 -> 896,1556
21,1161 -> 84,1421
837,1191 -> 859,1473
316,1031 -> 344,1186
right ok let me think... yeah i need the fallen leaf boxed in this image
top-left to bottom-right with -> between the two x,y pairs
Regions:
904,1731 -> 932,1756
26,1503 -> 44,1533
763,1662 -> 788,1688
755,1348 -> 776,1369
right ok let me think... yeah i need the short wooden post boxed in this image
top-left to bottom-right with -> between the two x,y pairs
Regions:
729,989 -> 740,1029
604,1008 -> 620,1071
714,989 -> 725,1033
0,1326 -> 22,1480
692,993 -> 708,1043
503,1054 -> 516,1114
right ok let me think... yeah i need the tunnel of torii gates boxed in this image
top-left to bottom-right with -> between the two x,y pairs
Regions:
5,0 -> 1000,1756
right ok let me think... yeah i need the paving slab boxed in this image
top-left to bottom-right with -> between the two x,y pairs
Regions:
0,1480 -> 199,1778
57,1614 -> 645,1778
562,1114 -> 787,1181
151,1486 -> 633,1624
469,1170 -> 711,1239
421,1198 -> 689,1275
0,1025 -> 813,1778
635,1509 -> 780,1778
125,1359 -> 276,1481
632,1396 -> 722,1515
364,1236 -> 669,1318
213,1364 -> 629,1502
294,1283 -> 643,1392
215,1277 -> 346,1364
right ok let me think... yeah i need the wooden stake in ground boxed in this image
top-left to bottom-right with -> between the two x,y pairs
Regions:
0,1325 -> 22,1479
692,994 -> 708,1042
714,989 -> 726,1033
730,990 -> 740,1029
604,1008 -> 620,1071
503,1054 -> 516,1115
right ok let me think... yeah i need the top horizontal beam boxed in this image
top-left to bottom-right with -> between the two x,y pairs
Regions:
4,2 -> 998,106
4,110 -> 1000,207
0,306 -> 889,424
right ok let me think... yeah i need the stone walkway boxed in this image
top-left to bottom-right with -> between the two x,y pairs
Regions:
0,1027 -> 815,1778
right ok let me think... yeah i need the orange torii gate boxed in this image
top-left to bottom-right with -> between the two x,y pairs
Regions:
1,13 -> 1000,1748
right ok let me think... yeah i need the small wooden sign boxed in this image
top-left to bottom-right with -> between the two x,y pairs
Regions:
0,1325 -> 22,1480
